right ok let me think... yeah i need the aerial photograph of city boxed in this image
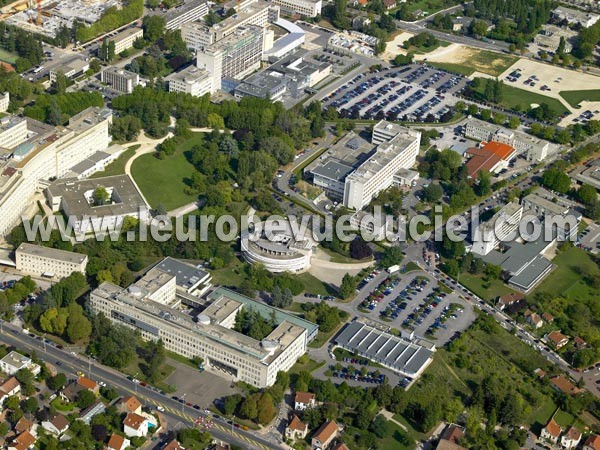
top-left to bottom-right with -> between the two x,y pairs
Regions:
0,0 -> 598,448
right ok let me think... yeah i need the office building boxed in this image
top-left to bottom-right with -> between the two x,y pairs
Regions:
464,119 -> 554,162
157,0 -> 209,30
45,174 -> 150,235
271,0 -> 321,17
235,49 -> 330,99
109,27 -> 144,54
465,141 -> 516,179
343,126 -> 420,209
0,116 -> 28,150
534,25 -> 577,53
0,351 -> 40,376
49,57 -> 89,81
570,159 -> 600,191
263,18 -> 305,61
0,92 -> 9,113
89,273 -> 317,387
471,201 -> 523,256
101,67 -> 140,94
166,66 -> 212,97
16,243 -> 87,279
552,6 -> 599,27
197,25 -> 265,92
0,107 -> 112,237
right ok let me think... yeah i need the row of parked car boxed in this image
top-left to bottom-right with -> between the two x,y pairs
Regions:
360,275 -> 401,311
331,366 -> 386,384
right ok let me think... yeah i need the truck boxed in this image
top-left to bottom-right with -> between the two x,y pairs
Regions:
387,265 -> 400,274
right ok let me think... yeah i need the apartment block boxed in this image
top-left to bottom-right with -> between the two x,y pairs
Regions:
0,92 -> 9,113
16,243 -> 88,279
101,67 -> 140,94
49,58 -> 89,81
109,27 -> 144,54
158,0 -> 209,30
471,201 -> 523,256
0,116 -> 28,150
271,0 -> 321,17
166,66 -> 212,97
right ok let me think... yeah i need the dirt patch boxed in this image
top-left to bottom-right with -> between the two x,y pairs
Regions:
380,31 -> 414,61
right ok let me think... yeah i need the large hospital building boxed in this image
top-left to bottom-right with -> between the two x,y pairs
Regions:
89,259 -> 317,388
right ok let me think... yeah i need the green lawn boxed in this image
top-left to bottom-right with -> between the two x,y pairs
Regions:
532,247 -> 600,301
559,89 -> 600,108
131,135 -> 205,210
457,271 -> 518,301
429,51 -> 518,77
295,272 -> 337,296
0,48 -> 17,64
471,78 -> 569,116
394,0 -> 461,15
90,145 -> 139,178
288,355 -> 326,374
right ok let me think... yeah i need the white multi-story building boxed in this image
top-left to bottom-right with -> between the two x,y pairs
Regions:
196,25 -> 265,92
271,0 -> 321,17
464,119 -> 553,162
50,58 -> 89,81
158,0 -> 209,30
109,27 -> 144,55
343,126 -> 420,210
101,67 -> 140,94
16,243 -> 88,279
552,6 -> 599,28
0,107 -> 112,237
471,201 -> 523,256
0,351 -> 41,376
0,92 -> 9,113
89,276 -> 317,387
0,116 -> 28,150
166,66 -> 212,97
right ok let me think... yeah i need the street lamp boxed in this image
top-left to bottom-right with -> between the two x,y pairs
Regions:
133,372 -> 139,394
42,334 -> 46,353
181,393 -> 186,413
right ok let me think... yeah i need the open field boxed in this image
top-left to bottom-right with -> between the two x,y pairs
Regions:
0,48 -> 17,64
457,271 -> 518,301
470,78 -> 569,116
131,135 -> 204,210
416,44 -> 518,76
559,89 -> 600,108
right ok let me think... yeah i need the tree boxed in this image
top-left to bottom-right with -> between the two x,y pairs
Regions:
577,184 -> 597,205
239,395 -> 258,420
423,182 -> 443,202
207,113 -> 225,129
339,273 -> 357,300
47,373 -> 67,391
92,186 -> 110,206
470,19 -> 488,37
76,389 -> 96,409
484,263 -> 502,280
541,169 -> 571,193
55,71 -> 68,94
257,393 -> 276,425
23,397 -> 38,414
223,394 -> 242,416
380,246 -> 403,268
89,58 -> 101,73
143,15 -> 166,42
350,236 -> 373,260
508,116 -> 520,129
66,305 -> 92,343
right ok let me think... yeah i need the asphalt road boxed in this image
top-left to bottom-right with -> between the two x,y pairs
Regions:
0,323 -> 282,450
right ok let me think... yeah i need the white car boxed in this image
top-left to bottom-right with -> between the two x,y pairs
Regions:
98,381 -> 106,387
157,406 -> 165,412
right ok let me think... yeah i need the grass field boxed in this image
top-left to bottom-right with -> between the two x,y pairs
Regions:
458,271 -> 518,301
295,272 -> 337,296
559,89 -> 600,108
430,51 -> 518,77
131,135 -> 205,210
532,247 -> 600,301
0,48 -> 17,64
90,145 -> 140,178
395,0 -> 461,15
471,78 -> 569,116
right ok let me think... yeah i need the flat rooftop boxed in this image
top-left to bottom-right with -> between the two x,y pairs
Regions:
0,350 -> 30,368
306,131 -> 375,175
159,0 -> 208,23
153,257 -> 210,290
311,159 -> 354,182
16,243 -> 87,264
202,296 -> 242,324
110,26 -> 143,43
47,174 -> 147,217
166,65 -> 211,84
211,0 -> 270,36
335,321 -> 434,377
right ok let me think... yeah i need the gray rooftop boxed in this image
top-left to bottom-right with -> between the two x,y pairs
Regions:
16,243 -> 87,264
166,65 -> 211,84
311,159 -> 354,182
153,257 -> 210,290
508,254 -> 553,291
159,0 -> 208,24
109,26 -> 143,43
335,321 -> 434,377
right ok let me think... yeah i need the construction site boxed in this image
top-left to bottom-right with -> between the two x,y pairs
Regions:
0,0 -> 121,38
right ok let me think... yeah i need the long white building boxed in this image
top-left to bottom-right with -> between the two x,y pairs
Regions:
166,66 -> 212,97
89,269 -> 317,387
16,243 -> 88,279
271,0 -> 321,17
0,107 -> 112,237
471,201 -> 523,256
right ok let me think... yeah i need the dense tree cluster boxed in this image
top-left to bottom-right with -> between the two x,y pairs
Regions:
75,0 -> 144,43
572,19 -> 600,61
88,314 -> 138,368
403,32 -> 439,50
0,23 -> 44,72
297,301 -> 347,333
24,92 -> 104,125
234,307 -> 277,341
0,276 -> 35,319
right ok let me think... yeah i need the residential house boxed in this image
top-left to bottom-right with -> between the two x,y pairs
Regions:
311,420 -> 341,450
118,396 -> 142,415
540,418 -> 562,444
106,433 -> 130,450
0,351 -> 40,376
534,368 -> 547,378
60,382 -> 85,402
542,313 -> 554,323
574,337 -> 588,350
525,310 -> 544,329
8,431 -> 36,450
163,440 -> 186,450
561,426 -> 582,449
77,377 -> 100,395
547,331 -> 570,349
42,414 -> 70,436
436,425 -> 467,450
79,401 -> 106,424
496,292 -> 525,310
285,415 -> 308,440
584,435 -> 600,450
123,412 -> 148,438
382,0 -> 395,10
0,377 -> 21,396
331,444 -> 349,450
14,417 -> 35,435
295,392 -> 316,411
550,376 -> 581,396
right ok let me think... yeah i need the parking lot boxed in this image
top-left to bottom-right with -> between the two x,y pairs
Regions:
321,64 -> 469,122
578,222 -> 600,254
354,270 -> 475,344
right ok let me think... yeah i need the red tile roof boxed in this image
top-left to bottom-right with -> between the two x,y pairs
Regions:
121,396 -> 142,412
288,415 -> 307,432
0,377 -> 20,394
124,413 -> 146,430
313,421 -> 339,444
295,392 -> 315,404
441,425 -> 464,443
548,330 -> 569,347
544,418 -> 562,438
497,292 -> 525,306
584,434 -> 600,450
163,440 -> 186,450
107,434 -> 125,450
564,426 -> 581,441
550,376 -> 581,395
332,444 -> 350,450
482,141 -> 515,160
465,147 -> 502,178
77,377 -> 98,390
